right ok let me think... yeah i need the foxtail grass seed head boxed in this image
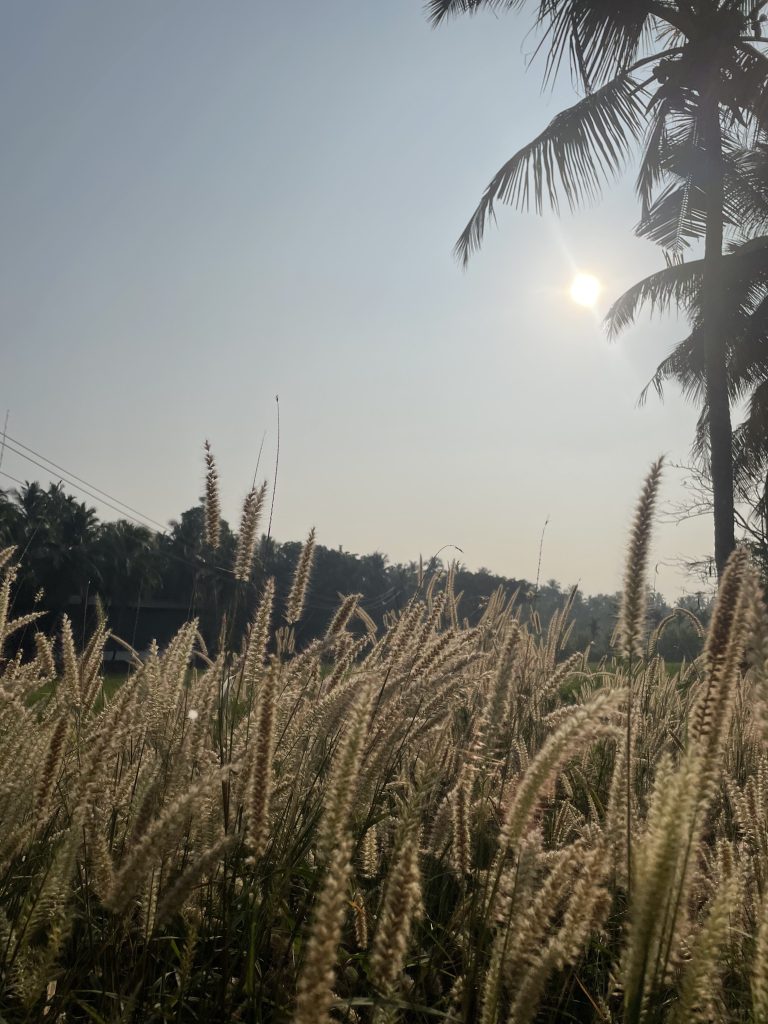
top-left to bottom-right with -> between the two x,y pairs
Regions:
351,890 -> 369,949
369,814 -> 423,997
59,614 -> 80,710
293,835 -> 353,1024
616,457 -> 663,660
243,576 -> 275,681
246,664 -> 279,858
316,681 -> 374,860
325,593 -> 361,641
234,481 -> 267,582
285,527 -> 316,625
688,547 -> 750,805
34,714 -> 70,822
34,632 -> 56,678
203,440 -> 221,550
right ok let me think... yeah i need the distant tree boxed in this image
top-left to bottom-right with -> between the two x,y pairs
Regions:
0,490 -> 20,547
4,482 -> 98,621
159,505 -> 237,645
0,481 -> 697,661
91,520 -> 161,640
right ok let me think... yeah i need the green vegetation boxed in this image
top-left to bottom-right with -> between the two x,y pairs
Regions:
0,477 -> 708,665
0,458 -> 764,1023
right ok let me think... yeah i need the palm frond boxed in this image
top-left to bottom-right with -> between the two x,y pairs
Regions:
636,121 -> 768,249
636,96 -> 676,215
723,143 -> 768,235
540,0 -> 656,90
605,259 -> 703,339
425,0 -> 519,26
732,286 -> 768,350
692,381 -> 768,493
608,236 -> 768,337
636,176 -> 706,250
691,406 -> 710,467
638,330 -> 705,406
733,42 -> 768,131
455,73 -> 646,264
724,233 -> 768,265
733,379 -> 768,485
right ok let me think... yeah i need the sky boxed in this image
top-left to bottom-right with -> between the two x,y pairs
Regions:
0,1 -> 719,597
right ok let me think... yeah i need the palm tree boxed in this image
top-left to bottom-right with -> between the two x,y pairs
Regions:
92,520 -> 161,633
4,482 -> 99,617
607,132 -> 768,475
94,520 -> 159,595
606,228 -> 768,564
0,489 -> 20,547
429,0 -> 768,575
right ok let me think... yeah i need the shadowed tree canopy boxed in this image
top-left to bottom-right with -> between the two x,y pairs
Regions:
0,483 -> 710,663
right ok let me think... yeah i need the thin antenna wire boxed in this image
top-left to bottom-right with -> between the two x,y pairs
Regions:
0,411 -> 9,472
267,395 -> 280,541
534,516 -> 550,597
0,439 -> 164,532
251,430 -> 267,490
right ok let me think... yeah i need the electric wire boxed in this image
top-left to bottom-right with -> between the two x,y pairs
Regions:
2,433 -> 168,530
0,440 -> 238,582
0,435 -> 412,611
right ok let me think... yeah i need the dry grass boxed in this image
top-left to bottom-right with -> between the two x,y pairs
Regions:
0,462 -> 765,1022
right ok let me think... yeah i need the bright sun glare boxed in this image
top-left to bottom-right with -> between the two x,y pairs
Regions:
570,272 -> 602,308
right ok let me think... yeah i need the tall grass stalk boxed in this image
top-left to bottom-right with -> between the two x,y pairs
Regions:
0,458 -> 764,1024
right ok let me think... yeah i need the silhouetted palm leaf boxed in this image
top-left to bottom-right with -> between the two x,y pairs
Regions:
541,0 -> 654,89
429,0 -> 655,89
733,379 -> 768,484
637,177 -> 706,250
639,330 -> 705,406
607,235 -> 768,337
605,260 -> 703,338
620,232 -> 768,484
454,73 -> 646,264
636,128 -> 768,250
636,96 -> 678,215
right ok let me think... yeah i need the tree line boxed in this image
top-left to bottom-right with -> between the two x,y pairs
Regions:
0,481 -> 706,662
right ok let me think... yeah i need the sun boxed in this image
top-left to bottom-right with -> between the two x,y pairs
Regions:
570,272 -> 602,308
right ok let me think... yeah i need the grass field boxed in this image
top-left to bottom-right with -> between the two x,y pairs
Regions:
0,466 -> 766,1023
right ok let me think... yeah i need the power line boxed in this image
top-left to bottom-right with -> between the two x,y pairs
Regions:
0,469 -> 24,488
0,433 -> 409,606
0,446 -> 238,582
0,439 -> 166,533
3,433 -> 168,531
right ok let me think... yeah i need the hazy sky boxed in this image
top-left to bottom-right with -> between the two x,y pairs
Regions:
0,1 -> 717,596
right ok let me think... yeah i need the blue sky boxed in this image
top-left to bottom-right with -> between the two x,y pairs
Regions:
0,1 -> 714,595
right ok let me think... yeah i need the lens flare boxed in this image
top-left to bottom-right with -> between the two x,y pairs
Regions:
570,273 -> 602,308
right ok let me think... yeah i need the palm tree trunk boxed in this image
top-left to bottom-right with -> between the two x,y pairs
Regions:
700,88 -> 735,577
